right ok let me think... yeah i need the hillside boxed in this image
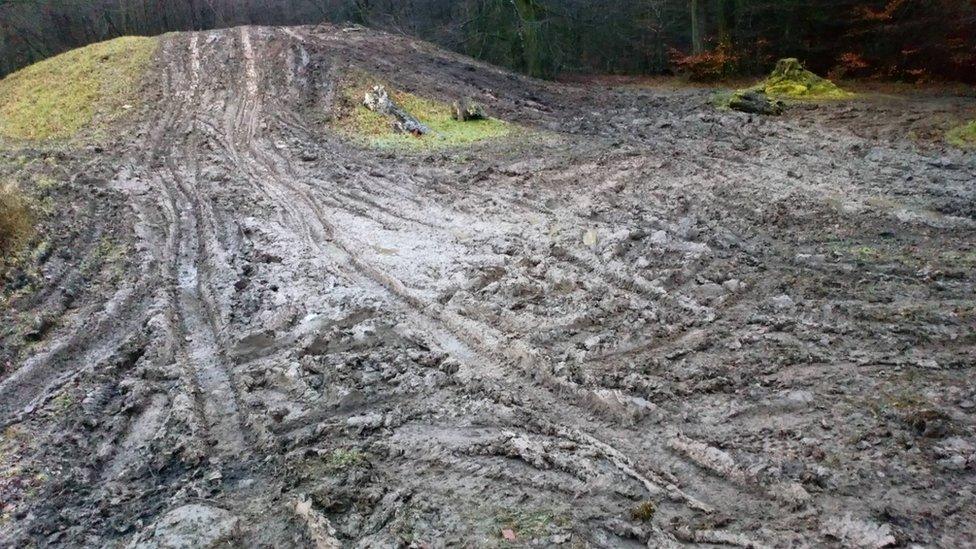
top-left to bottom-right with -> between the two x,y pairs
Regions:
1,25 -> 975,547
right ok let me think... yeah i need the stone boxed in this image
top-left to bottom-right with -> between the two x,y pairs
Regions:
136,504 -> 240,548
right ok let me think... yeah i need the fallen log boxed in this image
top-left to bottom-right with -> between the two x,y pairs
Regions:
363,85 -> 429,136
728,89 -> 784,115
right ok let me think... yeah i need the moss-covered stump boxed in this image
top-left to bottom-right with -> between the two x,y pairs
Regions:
721,57 -> 852,115
760,58 -> 852,100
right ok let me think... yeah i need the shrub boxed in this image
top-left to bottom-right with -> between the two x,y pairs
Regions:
670,43 -> 740,82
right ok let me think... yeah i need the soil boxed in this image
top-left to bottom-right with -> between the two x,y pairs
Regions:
1,24 -> 974,548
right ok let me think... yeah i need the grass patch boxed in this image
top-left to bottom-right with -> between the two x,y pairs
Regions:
335,74 -> 517,150
0,182 -> 33,263
494,507 -> 569,540
0,36 -> 158,141
947,121 -> 976,149
325,448 -> 365,471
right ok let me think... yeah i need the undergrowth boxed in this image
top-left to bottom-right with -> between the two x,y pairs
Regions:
947,121 -> 976,149
335,73 -> 516,150
0,36 -> 157,141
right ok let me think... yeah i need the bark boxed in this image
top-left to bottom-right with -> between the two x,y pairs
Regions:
690,0 -> 704,54
512,0 -> 543,77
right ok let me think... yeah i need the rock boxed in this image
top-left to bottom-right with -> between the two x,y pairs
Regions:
452,97 -> 486,121
722,279 -> 742,293
268,406 -> 289,422
822,514 -> 896,548
135,504 -> 240,548
769,294 -> 795,311
649,230 -> 669,245
346,412 -> 385,431
728,90 -> 784,115
770,481 -> 811,508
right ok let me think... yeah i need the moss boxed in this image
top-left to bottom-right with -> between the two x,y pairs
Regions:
0,36 -> 158,141
738,58 -> 853,102
335,74 -> 517,150
947,121 -> 976,149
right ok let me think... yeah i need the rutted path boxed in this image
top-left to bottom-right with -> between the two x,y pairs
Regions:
1,24 -> 974,548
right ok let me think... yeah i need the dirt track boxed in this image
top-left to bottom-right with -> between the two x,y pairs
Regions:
1,25 -> 975,548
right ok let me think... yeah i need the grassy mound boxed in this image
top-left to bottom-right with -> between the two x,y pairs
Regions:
336,76 -> 516,150
0,36 -> 158,141
751,58 -> 853,100
947,121 -> 976,149
0,182 -> 32,262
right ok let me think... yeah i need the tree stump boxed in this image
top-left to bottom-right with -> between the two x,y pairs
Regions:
728,90 -> 784,115
451,97 -> 486,121
770,58 -> 806,81
363,85 -> 429,136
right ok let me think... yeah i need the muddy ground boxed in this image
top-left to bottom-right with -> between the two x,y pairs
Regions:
1,24 -> 974,548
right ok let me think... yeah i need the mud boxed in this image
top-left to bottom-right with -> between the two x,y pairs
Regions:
1,24 -> 974,548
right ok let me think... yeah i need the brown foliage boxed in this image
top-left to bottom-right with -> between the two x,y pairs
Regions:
670,43 -> 739,81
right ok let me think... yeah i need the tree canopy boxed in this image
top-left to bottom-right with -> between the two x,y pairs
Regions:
0,0 -> 973,82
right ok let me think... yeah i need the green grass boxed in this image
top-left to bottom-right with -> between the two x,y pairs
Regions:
0,36 -> 158,141
493,507 -> 569,540
947,121 -> 976,149
325,448 -> 365,470
336,75 -> 517,150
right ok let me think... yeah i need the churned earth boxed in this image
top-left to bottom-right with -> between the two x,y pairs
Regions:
0,24 -> 974,548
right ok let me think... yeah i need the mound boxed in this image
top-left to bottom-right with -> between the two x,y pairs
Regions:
0,36 -> 157,141
759,58 -> 852,100
724,58 -> 852,114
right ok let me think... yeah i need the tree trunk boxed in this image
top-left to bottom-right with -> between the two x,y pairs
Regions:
512,0 -> 543,77
690,0 -> 704,54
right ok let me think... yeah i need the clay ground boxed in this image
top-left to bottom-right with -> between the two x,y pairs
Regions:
1,24 -> 974,548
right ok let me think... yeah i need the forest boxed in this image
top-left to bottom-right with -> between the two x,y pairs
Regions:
1,0 -> 975,82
